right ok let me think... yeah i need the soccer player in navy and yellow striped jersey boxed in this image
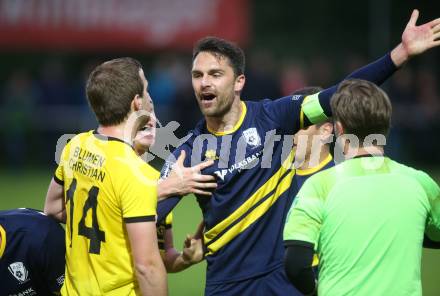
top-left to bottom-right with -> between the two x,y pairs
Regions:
157,10 -> 440,295
44,58 -> 167,296
0,208 -> 65,296
134,113 -> 207,273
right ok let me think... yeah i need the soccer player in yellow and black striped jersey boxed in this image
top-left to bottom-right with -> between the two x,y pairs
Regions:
44,58 -> 167,296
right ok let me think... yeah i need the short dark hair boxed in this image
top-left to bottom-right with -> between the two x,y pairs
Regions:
86,57 -> 144,126
193,36 -> 245,76
331,79 -> 392,139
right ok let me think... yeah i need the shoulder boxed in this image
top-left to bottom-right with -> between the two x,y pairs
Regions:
299,165 -> 338,198
392,160 -> 439,196
0,209 -> 64,241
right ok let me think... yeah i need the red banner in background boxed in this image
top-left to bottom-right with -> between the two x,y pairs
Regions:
0,0 -> 249,51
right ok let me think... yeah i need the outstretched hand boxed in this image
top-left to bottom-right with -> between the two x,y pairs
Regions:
402,9 -> 440,57
158,150 -> 217,200
391,10 -> 440,66
182,222 -> 205,265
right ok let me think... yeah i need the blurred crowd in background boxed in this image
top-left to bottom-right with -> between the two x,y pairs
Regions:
0,0 -> 439,170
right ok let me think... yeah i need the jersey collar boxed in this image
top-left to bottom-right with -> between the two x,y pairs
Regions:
295,154 -> 333,176
0,224 -> 6,258
92,130 -> 135,151
207,101 -> 247,136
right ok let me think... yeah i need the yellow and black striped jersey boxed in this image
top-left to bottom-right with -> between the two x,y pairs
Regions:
54,130 -> 159,296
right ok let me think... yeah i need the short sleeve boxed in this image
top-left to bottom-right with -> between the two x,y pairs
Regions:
121,164 -> 159,223
38,220 -> 66,293
54,141 -> 71,185
261,96 -> 303,134
283,176 -> 325,245
417,171 -> 440,229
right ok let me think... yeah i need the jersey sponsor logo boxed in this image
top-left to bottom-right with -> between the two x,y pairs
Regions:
204,149 -> 219,161
214,151 -> 262,181
8,287 -> 36,296
291,95 -> 302,101
242,128 -> 261,147
8,262 -> 29,284
214,169 -> 228,181
56,274 -> 65,287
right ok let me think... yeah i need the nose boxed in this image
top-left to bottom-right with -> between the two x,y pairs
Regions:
201,74 -> 212,88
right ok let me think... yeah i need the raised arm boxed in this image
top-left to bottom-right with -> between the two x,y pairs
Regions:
302,10 -> 440,127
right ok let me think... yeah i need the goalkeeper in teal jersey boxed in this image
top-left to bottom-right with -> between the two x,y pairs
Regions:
283,79 -> 440,296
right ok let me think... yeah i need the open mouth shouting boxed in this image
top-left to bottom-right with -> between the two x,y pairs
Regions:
200,92 -> 217,108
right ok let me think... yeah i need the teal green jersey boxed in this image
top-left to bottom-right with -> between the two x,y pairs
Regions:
283,156 -> 440,296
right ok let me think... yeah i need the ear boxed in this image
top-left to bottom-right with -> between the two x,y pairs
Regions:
319,122 -> 334,142
131,94 -> 143,112
234,74 -> 245,92
319,122 -> 333,136
334,121 -> 344,137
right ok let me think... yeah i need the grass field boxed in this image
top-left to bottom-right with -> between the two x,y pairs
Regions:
1,169 -> 440,295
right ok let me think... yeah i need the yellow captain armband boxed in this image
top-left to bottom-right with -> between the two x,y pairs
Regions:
301,93 -> 328,128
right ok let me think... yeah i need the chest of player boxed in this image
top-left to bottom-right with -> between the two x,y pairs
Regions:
195,124 -> 293,227
0,237 -> 43,296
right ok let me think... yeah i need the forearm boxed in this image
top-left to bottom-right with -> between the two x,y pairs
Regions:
135,260 -> 168,296
284,242 -> 316,295
302,53 -> 398,128
163,248 -> 193,273
390,43 -> 410,68
157,180 -> 173,201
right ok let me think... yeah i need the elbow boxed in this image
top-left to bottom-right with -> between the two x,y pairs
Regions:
284,245 -> 316,295
135,258 -> 165,278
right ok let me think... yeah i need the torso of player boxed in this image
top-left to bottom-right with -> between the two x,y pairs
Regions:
0,209 -> 64,296
180,100 -> 299,282
59,131 -> 158,295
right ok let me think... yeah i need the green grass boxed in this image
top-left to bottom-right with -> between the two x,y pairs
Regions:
1,169 -> 440,295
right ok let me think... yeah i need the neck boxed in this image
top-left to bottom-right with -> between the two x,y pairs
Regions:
97,122 -> 133,145
345,145 -> 384,159
206,99 -> 243,133
298,145 -> 331,170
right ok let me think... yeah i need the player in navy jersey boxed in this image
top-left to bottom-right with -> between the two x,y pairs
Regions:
0,208 -> 65,296
291,86 -> 334,188
157,10 -> 440,295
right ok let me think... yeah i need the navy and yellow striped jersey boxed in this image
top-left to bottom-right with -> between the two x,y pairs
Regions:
157,213 -> 173,254
294,154 -> 335,190
159,98 -> 310,283
0,208 -> 65,296
157,53 -> 397,285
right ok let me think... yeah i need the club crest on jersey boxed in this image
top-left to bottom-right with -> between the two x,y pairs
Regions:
8,262 -> 29,283
242,128 -> 261,147
205,149 -> 219,161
